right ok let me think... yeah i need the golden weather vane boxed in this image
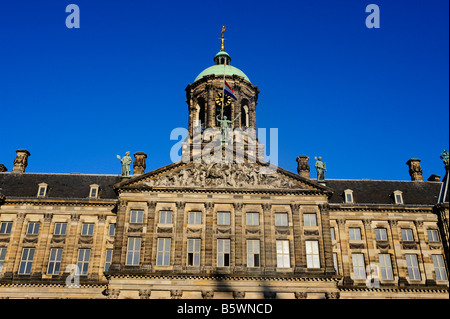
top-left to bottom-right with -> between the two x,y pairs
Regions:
219,25 -> 227,51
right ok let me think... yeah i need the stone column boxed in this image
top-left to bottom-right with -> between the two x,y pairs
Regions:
262,203 -> 274,272
319,204 -> 335,274
234,202 -> 244,272
291,204 -> 304,273
142,201 -> 156,271
204,202 -> 214,272
3,213 -> 25,278
12,149 -> 30,173
109,200 -> 127,272
389,219 -> 404,285
32,213 -> 53,278
337,219 -> 353,285
206,84 -> 215,128
133,152 -> 147,175
173,201 -> 185,271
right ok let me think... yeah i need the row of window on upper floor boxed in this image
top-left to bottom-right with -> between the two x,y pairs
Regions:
330,226 -> 441,243
0,221 -> 116,237
343,189 -> 404,204
36,183 -> 100,199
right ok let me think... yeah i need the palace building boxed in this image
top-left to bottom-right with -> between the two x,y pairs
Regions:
0,38 -> 448,299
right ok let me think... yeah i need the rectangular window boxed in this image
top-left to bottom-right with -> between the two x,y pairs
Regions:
108,224 -> 116,236
395,194 -> 403,204
352,253 -> 366,279
217,212 -> 231,225
27,222 -> 40,235
38,186 -> 47,197
217,239 -> 230,267
76,249 -> 91,275
405,254 -> 421,280
332,253 -> 339,275
379,254 -> 393,280
275,213 -> 288,226
188,211 -> 202,225
156,238 -> 171,266
306,240 -> 320,268
187,239 -> 201,266
401,229 -> 414,242
246,212 -> 260,226
330,227 -> 336,241
349,227 -> 362,240
18,248 -> 35,275
0,247 -> 7,273
104,249 -> 113,272
159,211 -> 173,224
54,223 -> 67,235
346,193 -> 353,203
0,222 -> 13,234
432,255 -> 448,281
130,210 -> 144,224
427,229 -> 440,242
276,240 -> 290,268
303,213 -> 317,226
126,237 -> 141,266
47,248 -> 63,275
247,240 -> 260,267
375,228 -> 388,241
81,223 -> 94,236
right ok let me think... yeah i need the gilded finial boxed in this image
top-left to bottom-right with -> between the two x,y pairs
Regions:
219,25 -> 227,51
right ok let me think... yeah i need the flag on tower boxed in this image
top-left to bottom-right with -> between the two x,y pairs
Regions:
224,80 -> 237,100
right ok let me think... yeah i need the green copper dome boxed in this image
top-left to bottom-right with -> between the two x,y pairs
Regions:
194,50 -> 251,83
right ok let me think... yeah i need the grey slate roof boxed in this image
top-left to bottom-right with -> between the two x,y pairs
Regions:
0,172 -> 121,200
326,179 -> 442,206
0,172 -> 443,206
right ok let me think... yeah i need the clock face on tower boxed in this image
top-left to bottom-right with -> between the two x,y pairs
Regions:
215,92 -> 232,107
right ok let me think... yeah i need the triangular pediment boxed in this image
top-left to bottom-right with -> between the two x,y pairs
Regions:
116,161 -> 331,194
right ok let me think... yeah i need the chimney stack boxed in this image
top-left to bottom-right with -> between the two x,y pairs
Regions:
0,164 -> 7,172
296,155 -> 310,179
406,158 -> 424,181
133,152 -> 147,175
12,149 -> 31,173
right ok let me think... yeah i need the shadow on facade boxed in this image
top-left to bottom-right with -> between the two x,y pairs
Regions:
213,272 -> 277,299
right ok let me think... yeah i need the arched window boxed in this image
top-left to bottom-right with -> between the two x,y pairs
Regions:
197,97 -> 206,129
240,100 -> 249,128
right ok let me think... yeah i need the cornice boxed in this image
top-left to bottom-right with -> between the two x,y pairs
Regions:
329,203 -> 434,213
4,197 -> 118,207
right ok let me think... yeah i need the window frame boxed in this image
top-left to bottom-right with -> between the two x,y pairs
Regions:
217,212 -> 231,226
130,210 -> 144,224
352,253 -> 366,279
246,212 -> 260,226
89,184 -> 99,199
159,211 -> 173,224
378,253 -> 394,280
217,239 -> 231,267
37,183 -> 48,198
27,222 -> 40,235
393,190 -> 403,204
405,254 -> 421,281
47,248 -> 63,275
0,221 -> 13,234
18,248 -> 35,275
303,213 -> 317,227
427,229 -> 440,242
275,213 -> 288,226
375,228 -> 388,241
187,238 -> 201,267
432,255 -> 448,281
54,222 -> 67,236
401,228 -> 414,242
81,223 -> 94,236
156,238 -> 171,266
126,237 -> 141,266
305,240 -> 320,269
247,239 -> 261,268
188,211 -> 202,225
76,248 -> 91,276
276,240 -> 290,268
344,189 -> 354,203
349,227 -> 362,241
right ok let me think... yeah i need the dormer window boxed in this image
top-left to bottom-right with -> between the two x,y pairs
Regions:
37,183 -> 48,197
89,184 -> 99,199
393,190 -> 403,204
344,189 -> 354,203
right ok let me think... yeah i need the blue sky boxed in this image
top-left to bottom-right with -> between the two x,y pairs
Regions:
0,0 -> 448,181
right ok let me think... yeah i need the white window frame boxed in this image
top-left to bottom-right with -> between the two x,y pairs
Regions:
126,237 -> 141,266
37,183 -> 48,197
247,239 -> 260,267
156,238 -> 171,266
217,212 -> 231,226
89,184 -> 99,199
27,222 -> 40,235
303,213 -> 317,226
47,248 -> 63,275
401,228 -> 414,242
379,253 -> 393,280
217,239 -> 230,267
393,190 -> 403,204
405,254 -> 421,280
76,249 -> 91,275
104,249 -> 113,272
276,240 -> 290,268
187,238 -> 201,267
306,240 -> 320,268
130,210 -> 144,224
352,253 -> 366,279
349,227 -> 362,241
275,213 -> 288,226
0,221 -> 13,234
246,212 -> 260,226
81,223 -> 94,236
18,248 -> 35,275
108,223 -> 116,236
375,228 -> 388,241
427,229 -> 440,242
54,222 -> 67,235
330,227 -> 336,241
159,211 -> 173,224
344,189 -> 354,203
0,247 -> 7,274
188,211 -> 202,225
432,255 -> 447,281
